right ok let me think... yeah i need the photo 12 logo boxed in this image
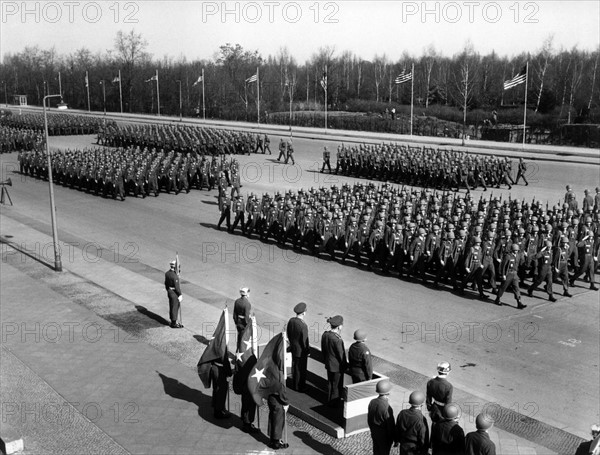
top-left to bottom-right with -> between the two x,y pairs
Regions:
201,1 -> 340,24
400,1 -> 540,24
1,1 -> 140,24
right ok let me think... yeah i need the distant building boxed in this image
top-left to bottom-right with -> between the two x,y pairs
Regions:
12,95 -> 27,106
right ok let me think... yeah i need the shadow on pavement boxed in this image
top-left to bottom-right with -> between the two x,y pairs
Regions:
156,371 -> 234,429
135,305 -> 170,327
292,430 -> 345,455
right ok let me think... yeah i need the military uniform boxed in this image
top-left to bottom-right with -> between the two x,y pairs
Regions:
321,322 -> 346,405
395,407 -> 430,455
465,429 -> 497,455
348,340 -> 373,383
426,376 -> 453,424
367,395 -> 395,455
430,419 -> 466,455
287,307 -> 309,391
164,265 -> 182,327
233,292 -> 251,350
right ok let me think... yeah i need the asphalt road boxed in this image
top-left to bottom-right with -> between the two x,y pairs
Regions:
1,133 -> 599,440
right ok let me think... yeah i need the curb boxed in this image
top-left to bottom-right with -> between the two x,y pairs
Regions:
0,437 -> 24,455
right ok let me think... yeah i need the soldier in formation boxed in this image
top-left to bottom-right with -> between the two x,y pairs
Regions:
221,182 -> 599,308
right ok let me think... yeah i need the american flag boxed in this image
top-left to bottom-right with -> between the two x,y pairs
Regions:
394,70 -> 412,85
503,66 -> 527,90
246,74 -> 258,83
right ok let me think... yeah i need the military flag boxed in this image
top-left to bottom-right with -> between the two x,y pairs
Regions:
112,75 -> 120,83
232,315 -> 258,394
394,70 -> 413,85
197,307 -> 231,388
145,74 -> 158,82
246,73 -> 258,84
84,73 -> 89,87
503,66 -> 527,90
320,74 -> 327,92
247,331 -> 286,406
192,75 -> 203,87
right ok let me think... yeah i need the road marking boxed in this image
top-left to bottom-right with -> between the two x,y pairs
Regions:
533,315 -> 543,319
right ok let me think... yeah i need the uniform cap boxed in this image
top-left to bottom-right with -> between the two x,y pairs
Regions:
475,413 -> 494,430
294,302 -> 307,314
376,379 -> 392,395
169,260 -> 176,267
239,287 -> 250,296
353,329 -> 367,341
328,315 -> 343,328
443,403 -> 461,420
409,391 -> 425,406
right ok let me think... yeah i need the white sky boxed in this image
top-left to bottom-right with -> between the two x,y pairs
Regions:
1,1 -> 599,63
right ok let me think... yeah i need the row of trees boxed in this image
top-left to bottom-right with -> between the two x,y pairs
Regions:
1,31 -> 598,126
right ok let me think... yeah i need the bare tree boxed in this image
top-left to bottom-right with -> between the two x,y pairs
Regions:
567,49 -> 584,123
588,47 -> 599,110
534,35 -> 554,112
453,42 -> 478,139
113,30 -> 149,111
421,44 -> 437,108
373,54 -> 387,102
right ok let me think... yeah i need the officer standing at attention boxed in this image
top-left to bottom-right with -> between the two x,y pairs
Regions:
287,302 -> 310,392
233,287 -> 251,350
348,329 -> 373,383
395,391 -> 430,455
164,260 -> 183,328
367,379 -> 395,455
321,315 -> 347,407
426,361 -> 453,424
465,414 -> 497,455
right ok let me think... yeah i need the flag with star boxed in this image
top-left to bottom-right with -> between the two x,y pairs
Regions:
247,331 -> 286,406
197,307 -> 231,389
232,315 -> 257,394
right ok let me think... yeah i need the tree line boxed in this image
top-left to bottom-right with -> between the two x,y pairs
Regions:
1,31 -> 598,127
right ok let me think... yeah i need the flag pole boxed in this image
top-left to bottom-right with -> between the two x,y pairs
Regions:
282,326 -> 288,446
251,314 -> 260,429
156,69 -> 160,116
118,70 -> 123,113
224,305 -> 230,412
522,61 -> 528,148
256,67 -> 260,124
176,252 -> 182,325
85,71 -> 91,112
410,63 -> 414,136
202,68 -> 206,120
324,64 -> 328,130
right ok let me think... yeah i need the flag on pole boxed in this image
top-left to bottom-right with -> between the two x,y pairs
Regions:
192,75 -> 204,86
232,315 -> 258,394
503,66 -> 527,90
145,74 -> 158,82
394,70 -> 413,85
247,332 -> 286,406
112,75 -> 120,83
246,73 -> 258,83
197,307 -> 231,388
320,73 -> 327,91
85,74 -> 89,87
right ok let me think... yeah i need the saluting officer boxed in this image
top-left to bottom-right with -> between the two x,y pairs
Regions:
348,329 -> 373,383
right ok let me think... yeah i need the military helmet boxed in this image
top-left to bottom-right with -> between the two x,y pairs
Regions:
476,413 -> 494,430
408,391 -> 425,406
443,403 -> 461,420
561,236 -> 569,244
376,379 -> 392,395
437,361 -> 451,375
511,243 -> 520,252
545,240 -> 553,248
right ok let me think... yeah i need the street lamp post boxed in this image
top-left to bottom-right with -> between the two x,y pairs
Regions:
43,94 -> 67,272
100,80 -> 106,115
2,81 -> 7,107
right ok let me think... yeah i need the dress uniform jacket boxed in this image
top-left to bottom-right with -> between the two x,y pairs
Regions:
426,376 -> 453,423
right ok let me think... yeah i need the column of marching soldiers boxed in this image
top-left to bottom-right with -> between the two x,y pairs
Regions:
219,178 -> 600,307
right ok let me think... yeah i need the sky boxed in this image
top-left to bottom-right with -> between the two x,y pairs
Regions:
1,1 -> 599,63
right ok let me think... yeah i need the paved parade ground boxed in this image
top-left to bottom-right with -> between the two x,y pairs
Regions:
1,129 -> 599,454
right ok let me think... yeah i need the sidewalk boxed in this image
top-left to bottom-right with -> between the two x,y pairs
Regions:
0,213 -> 567,454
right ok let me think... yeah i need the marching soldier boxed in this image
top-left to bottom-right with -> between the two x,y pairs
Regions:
527,240 -> 557,302
230,195 -> 246,234
495,243 -> 526,309
570,222 -> 599,291
217,192 -> 232,231
554,237 -> 573,297
461,236 -> 485,298
277,138 -> 287,162
514,157 -> 529,185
